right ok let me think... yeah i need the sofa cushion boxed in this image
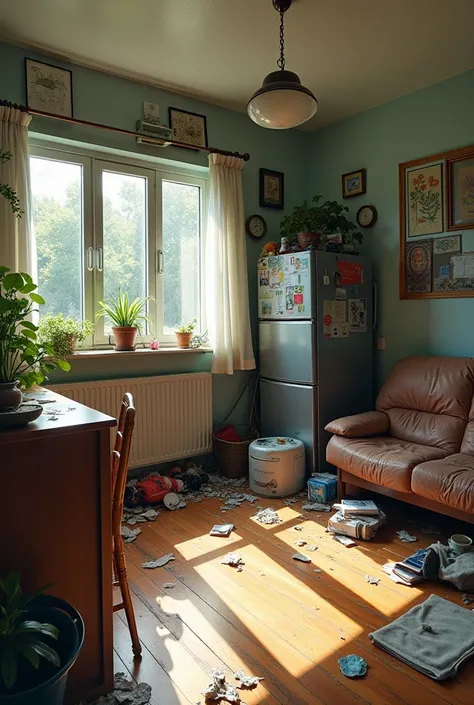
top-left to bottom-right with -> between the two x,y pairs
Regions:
325,411 -> 389,438
460,397 -> 474,456
411,454 -> 474,513
327,435 -> 449,492
376,356 -> 474,453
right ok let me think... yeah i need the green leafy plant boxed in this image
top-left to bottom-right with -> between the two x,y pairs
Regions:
190,330 -> 209,348
38,314 -> 94,357
96,289 -> 150,330
280,195 -> 363,244
0,151 -> 23,218
176,318 -> 197,334
0,268 -> 71,387
0,572 -> 60,692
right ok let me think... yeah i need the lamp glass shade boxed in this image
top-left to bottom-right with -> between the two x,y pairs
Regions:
247,70 -> 318,129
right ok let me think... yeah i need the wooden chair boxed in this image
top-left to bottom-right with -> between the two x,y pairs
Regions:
112,393 -> 142,657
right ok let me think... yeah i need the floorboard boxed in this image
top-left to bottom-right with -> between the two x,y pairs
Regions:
114,488 -> 474,705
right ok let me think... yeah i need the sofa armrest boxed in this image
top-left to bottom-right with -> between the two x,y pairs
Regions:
325,411 -> 389,438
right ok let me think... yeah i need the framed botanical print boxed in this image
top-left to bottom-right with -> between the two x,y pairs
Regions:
341,168 -> 366,198
447,157 -> 474,230
25,58 -> 73,118
407,163 -> 443,237
168,107 -> 208,148
260,169 -> 284,209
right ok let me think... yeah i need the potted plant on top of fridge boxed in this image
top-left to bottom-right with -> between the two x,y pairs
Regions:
96,289 -> 150,351
175,318 -> 197,348
0,268 -> 71,413
280,195 -> 362,250
0,572 -> 84,705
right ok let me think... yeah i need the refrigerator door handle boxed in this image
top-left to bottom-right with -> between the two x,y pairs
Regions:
373,281 -> 378,331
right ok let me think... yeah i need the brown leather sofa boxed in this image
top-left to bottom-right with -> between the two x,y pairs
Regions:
325,356 -> 474,523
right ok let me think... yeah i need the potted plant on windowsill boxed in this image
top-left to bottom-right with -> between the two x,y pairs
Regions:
0,572 -> 84,705
280,195 -> 363,250
37,314 -> 94,357
96,289 -> 150,351
175,318 -> 197,348
0,268 -> 71,413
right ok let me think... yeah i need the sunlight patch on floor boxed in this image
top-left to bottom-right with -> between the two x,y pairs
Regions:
173,530 -> 243,560
249,505 -> 303,529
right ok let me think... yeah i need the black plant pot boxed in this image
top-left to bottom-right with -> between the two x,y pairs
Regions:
0,595 -> 84,705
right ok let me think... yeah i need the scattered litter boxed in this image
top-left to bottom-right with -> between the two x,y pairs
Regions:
462,593 -> 474,605
302,502 -> 332,512
142,553 -> 175,569
382,562 -> 410,585
163,582 -> 175,589
78,671 -> 152,704
237,565 -> 243,572
122,507 -> 159,525
397,530 -> 418,543
306,545 -> 318,552
202,669 -> 241,702
221,552 -> 245,568
283,497 -> 299,505
164,492 -> 186,510
314,568 -> 322,573
252,507 -> 282,525
234,670 -> 264,689
293,553 -> 311,563
293,525 -> 304,531
329,508 -> 387,541
365,574 -> 380,585
120,526 -> 141,543
210,523 -> 235,537
340,635 -> 346,641
334,535 -> 356,548
338,654 -> 368,678
295,539 -> 307,547
142,508 -> 159,521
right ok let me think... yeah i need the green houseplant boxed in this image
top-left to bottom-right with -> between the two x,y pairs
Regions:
0,268 -> 70,413
96,288 -> 150,351
175,318 -> 197,348
37,315 -> 94,357
0,572 -> 85,704
0,151 -> 23,218
280,195 -> 363,250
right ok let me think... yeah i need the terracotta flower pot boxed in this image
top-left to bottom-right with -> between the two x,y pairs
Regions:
175,332 -> 193,349
0,380 -> 23,412
112,327 -> 137,351
297,232 -> 321,250
63,334 -> 77,355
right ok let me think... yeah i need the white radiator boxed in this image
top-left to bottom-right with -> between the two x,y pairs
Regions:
48,372 -> 212,468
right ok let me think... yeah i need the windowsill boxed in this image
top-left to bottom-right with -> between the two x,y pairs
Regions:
56,347 -> 213,360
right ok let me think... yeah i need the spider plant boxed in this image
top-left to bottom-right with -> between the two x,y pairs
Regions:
96,289 -> 151,331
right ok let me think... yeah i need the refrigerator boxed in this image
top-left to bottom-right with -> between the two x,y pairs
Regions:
258,250 -> 374,473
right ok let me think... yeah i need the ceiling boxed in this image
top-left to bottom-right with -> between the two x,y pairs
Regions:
1,0 -> 474,130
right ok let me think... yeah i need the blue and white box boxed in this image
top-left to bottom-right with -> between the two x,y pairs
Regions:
307,473 -> 338,504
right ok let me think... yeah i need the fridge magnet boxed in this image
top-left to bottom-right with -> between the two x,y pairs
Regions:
259,270 -> 270,287
275,289 -> 284,315
286,286 -> 295,313
405,239 -> 433,294
334,301 -> 346,324
25,58 -> 73,117
433,235 -> 461,291
407,163 -> 443,237
330,323 -> 350,339
337,260 -> 364,285
447,157 -> 474,230
349,299 -> 367,333
323,300 -> 335,338
260,169 -> 284,209
294,285 -> 304,313
342,168 -> 366,199
168,107 -> 208,148
335,287 -> 346,300
261,300 -> 272,316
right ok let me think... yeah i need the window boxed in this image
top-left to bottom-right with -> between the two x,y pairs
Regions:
30,145 -> 205,344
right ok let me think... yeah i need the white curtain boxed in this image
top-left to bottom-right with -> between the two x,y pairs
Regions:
0,105 -> 35,277
205,153 -> 255,374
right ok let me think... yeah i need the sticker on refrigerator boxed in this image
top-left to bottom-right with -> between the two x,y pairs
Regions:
295,256 -> 308,270
270,266 -> 281,287
261,299 -> 272,316
323,300 -> 334,337
337,260 -> 364,285
349,298 -> 367,332
330,322 -> 350,339
286,286 -> 295,313
259,270 -> 270,286
294,285 -> 304,312
275,289 -> 284,315
335,287 -> 346,300
334,301 -> 346,324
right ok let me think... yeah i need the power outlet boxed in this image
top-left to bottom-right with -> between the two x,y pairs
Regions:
377,337 -> 386,351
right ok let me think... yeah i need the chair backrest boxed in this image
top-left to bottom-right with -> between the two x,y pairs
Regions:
111,393 -> 136,538
376,356 -> 474,453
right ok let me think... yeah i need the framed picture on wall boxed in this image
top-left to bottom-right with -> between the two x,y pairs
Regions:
259,168 -> 284,209
447,156 -> 474,230
341,168 -> 366,198
25,58 -> 73,118
168,107 -> 208,149
406,163 -> 443,237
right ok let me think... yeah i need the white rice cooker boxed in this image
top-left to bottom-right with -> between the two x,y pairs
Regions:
249,437 -> 305,497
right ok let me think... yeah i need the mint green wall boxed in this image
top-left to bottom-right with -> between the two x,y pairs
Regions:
0,42 -> 311,425
310,69 -> 474,390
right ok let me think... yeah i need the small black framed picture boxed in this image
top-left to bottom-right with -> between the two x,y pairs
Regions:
260,168 -> 284,209
25,58 -> 73,118
342,168 -> 366,199
168,107 -> 208,149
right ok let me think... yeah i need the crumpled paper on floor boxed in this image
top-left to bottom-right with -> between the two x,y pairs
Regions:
221,552 -> 245,568
142,553 -> 175,569
202,669 -> 241,702
120,526 -> 141,543
302,502 -> 332,512
78,672 -> 152,704
293,553 -> 311,563
365,574 -> 380,585
397,530 -> 417,543
234,669 -> 264,689
252,508 -> 282,525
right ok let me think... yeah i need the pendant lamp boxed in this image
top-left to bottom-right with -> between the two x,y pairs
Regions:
247,0 -> 318,129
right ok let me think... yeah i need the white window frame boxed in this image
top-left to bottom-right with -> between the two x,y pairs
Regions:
30,141 -> 207,347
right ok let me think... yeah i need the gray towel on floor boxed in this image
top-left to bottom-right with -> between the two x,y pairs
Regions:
369,594 -> 474,680
423,542 -> 474,590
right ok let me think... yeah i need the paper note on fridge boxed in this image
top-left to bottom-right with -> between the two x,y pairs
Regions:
337,260 -> 363,285
349,298 -> 367,333
452,254 -> 474,279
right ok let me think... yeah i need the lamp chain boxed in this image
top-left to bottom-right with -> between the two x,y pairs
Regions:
277,11 -> 285,70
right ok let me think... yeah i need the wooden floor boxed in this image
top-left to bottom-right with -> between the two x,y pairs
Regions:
114,490 -> 474,705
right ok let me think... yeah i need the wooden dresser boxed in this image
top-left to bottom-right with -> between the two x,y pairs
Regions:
0,389 -> 116,702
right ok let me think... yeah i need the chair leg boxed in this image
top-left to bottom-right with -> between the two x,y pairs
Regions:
114,536 -> 142,657
337,467 -> 346,501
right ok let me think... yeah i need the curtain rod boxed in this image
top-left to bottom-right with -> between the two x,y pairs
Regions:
0,100 -> 250,161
